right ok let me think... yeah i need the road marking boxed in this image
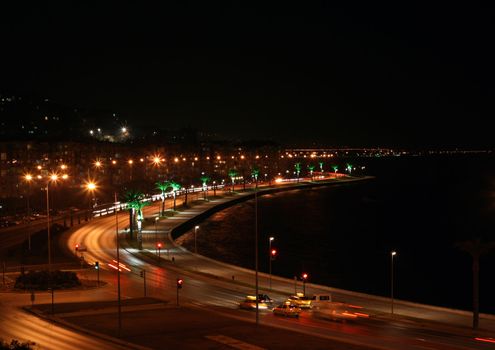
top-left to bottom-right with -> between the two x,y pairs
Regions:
205,335 -> 266,350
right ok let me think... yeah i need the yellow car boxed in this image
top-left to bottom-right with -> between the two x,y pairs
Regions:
287,293 -> 312,309
239,295 -> 269,310
273,302 -> 301,317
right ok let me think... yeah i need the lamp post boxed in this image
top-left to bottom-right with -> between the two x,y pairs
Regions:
391,251 -> 397,315
115,192 -> 122,336
155,217 -> 159,254
269,237 -> 274,289
85,181 -> 97,220
46,173 -> 65,271
24,174 -> 33,251
255,181 -> 259,325
302,273 -> 308,295
194,225 -> 199,254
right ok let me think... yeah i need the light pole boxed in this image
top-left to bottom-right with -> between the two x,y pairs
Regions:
194,225 -> 199,254
155,217 -> 159,254
269,236 -> 274,289
24,174 -> 33,251
255,182 -> 259,325
302,273 -> 308,296
85,181 -> 97,220
115,192 -> 122,336
46,173 -> 64,271
391,251 -> 397,314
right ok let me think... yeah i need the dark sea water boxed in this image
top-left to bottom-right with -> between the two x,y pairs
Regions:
182,155 -> 495,314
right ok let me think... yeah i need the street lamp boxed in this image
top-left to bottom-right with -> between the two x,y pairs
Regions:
24,174 -> 33,251
155,217 -> 159,254
194,225 -> 199,254
114,192 -> 122,336
85,181 -> 97,214
46,173 -> 66,270
391,251 -> 397,314
302,273 -> 308,295
269,236 -> 274,289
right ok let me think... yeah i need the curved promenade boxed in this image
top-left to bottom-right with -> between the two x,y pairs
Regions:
132,176 -> 495,336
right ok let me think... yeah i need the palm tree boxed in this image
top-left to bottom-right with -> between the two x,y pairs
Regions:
346,163 -> 353,174
319,161 -> 324,174
308,164 -> 315,181
155,180 -> 170,216
129,198 -> 150,249
169,181 -> 181,211
123,190 -> 142,240
200,175 -> 210,200
332,165 -> 338,174
228,169 -> 238,192
294,163 -> 301,182
456,238 -> 495,329
251,167 -> 260,189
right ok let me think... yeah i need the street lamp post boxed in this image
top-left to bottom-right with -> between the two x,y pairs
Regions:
114,192 -> 122,336
194,225 -> 199,254
255,182 -> 259,325
391,251 -> 397,314
24,174 -> 33,251
155,217 -> 159,254
269,237 -> 274,290
46,174 -> 63,271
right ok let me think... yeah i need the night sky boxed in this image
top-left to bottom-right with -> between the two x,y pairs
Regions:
2,2 -> 494,148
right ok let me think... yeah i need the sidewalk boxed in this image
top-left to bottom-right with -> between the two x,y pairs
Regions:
128,178 -> 495,338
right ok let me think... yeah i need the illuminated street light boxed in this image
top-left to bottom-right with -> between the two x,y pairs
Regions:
194,225 -> 199,254
24,174 -> 33,250
269,236 -> 275,289
391,251 -> 397,314
46,173 -> 67,270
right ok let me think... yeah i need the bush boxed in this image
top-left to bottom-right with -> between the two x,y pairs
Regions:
15,270 -> 81,290
0,339 -> 35,350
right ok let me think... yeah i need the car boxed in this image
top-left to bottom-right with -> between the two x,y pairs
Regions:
239,295 -> 269,310
273,302 -> 301,317
312,302 -> 369,322
287,293 -> 312,309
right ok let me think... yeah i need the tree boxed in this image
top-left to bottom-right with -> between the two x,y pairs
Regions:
200,175 -> 210,200
456,238 -> 495,329
155,180 -> 170,216
332,165 -> 338,174
125,191 -> 150,247
294,163 -> 301,182
319,161 -> 324,174
169,181 -> 181,210
228,169 -> 238,192
251,167 -> 260,189
123,190 -> 143,240
308,164 -> 315,181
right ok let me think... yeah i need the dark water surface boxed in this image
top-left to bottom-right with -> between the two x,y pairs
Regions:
183,155 -> 495,313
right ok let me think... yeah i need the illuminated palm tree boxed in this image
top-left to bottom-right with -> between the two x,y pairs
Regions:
228,169 -> 238,192
168,181 -> 181,211
346,163 -> 353,174
308,164 -> 315,181
251,167 -> 260,189
155,180 -> 170,216
128,198 -> 150,249
319,161 -> 324,174
200,175 -> 210,200
294,163 -> 301,182
456,238 -> 495,329
123,190 -> 142,240
332,165 -> 338,174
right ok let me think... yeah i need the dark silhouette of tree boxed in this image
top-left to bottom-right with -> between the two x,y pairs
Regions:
456,237 -> 495,329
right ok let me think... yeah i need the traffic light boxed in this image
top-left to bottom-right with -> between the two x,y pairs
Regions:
177,278 -> 183,289
157,242 -> 162,249
270,249 -> 277,260
94,261 -> 99,270
302,273 -> 308,281
75,243 -> 79,251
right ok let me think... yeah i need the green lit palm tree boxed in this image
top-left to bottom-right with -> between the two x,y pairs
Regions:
346,163 -> 353,174
456,238 -> 495,329
332,165 -> 338,174
308,164 -> 315,181
155,180 -> 170,216
169,181 -> 181,211
228,169 -> 238,192
123,190 -> 142,240
294,163 -> 301,182
319,161 -> 324,174
251,167 -> 260,189
200,175 -> 210,200
128,198 -> 150,249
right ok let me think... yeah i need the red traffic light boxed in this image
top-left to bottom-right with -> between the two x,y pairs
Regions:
302,273 -> 308,280
157,243 -> 162,248
271,249 -> 277,256
177,278 -> 183,288
75,243 -> 79,251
